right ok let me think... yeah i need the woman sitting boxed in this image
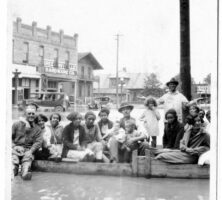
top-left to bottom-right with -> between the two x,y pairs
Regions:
83,111 -> 107,162
155,115 -> 210,164
162,109 -> 184,149
61,112 -> 94,162
44,113 -> 64,161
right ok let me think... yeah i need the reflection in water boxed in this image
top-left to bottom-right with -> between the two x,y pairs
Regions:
12,172 -> 209,200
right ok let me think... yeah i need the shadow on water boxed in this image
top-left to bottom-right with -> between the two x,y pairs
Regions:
12,172 -> 209,200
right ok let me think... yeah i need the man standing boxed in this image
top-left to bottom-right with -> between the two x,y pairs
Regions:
158,78 -> 188,123
12,105 -> 42,180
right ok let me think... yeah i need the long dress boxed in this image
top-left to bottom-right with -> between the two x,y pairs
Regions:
140,108 -> 160,136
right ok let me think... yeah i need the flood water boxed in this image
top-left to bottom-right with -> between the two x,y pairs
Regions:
11,106 -> 210,200
12,172 -> 209,200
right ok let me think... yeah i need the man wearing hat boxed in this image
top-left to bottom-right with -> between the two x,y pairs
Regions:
12,105 -> 43,180
109,102 -> 149,162
158,78 -> 188,123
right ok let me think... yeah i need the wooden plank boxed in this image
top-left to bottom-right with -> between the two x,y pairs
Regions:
131,150 -> 138,176
137,156 -> 146,177
32,160 -> 133,177
151,159 -> 209,179
145,149 -> 151,178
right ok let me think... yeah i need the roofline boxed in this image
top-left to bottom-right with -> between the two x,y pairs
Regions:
78,52 -> 103,70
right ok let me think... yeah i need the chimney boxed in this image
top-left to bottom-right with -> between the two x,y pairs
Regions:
47,25 -> 51,39
16,17 -> 22,33
32,21 -> 37,36
59,29 -> 64,44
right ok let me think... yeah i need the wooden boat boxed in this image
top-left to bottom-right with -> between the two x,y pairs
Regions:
32,150 -> 209,179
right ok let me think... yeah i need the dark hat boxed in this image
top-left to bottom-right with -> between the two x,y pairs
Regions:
67,111 -> 82,121
98,107 -> 110,116
118,102 -> 134,113
166,78 -> 179,87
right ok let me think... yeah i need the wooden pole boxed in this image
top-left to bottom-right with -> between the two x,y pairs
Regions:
180,0 -> 192,101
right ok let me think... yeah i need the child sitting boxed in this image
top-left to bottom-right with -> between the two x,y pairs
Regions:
106,120 -> 126,148
121,120 -> 141,152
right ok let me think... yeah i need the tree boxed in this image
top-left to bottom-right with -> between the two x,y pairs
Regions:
203,73 -> 211,85
142,73 -> 164,97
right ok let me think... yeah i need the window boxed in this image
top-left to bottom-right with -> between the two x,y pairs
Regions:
39,46 -> 44,65
81,66 -> 84,78
53,49 -> 59,68
36,79 -> 39,88
87,84 -> 91,97
88,67 -> 91,79
48,81 -> 57,89
22,78 -> 30,87
65,51 -> 70,69
23,42 -> 29,63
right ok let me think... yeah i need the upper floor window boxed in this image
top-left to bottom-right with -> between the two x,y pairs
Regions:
23,42 -> 29,64
39,46 -> 44,65
53,49 -> 59,68
65,51 -> 70,69
81,66 -> 84,78
88,67 -> 91,79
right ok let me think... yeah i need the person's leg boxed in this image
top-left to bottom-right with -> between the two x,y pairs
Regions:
155,150 -> 198,164
151,136 -> 157,148
21,150 -> 34,180
12,154 -> 20,177
108,137 -> 120,162
138,141 -> 150,155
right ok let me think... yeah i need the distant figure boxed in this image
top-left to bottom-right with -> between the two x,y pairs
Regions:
140,97 -> 160,147
158,78 -> 188,123
12,105 -> 42,180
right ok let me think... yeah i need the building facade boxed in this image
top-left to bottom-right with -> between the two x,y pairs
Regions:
12,18 -> 102,104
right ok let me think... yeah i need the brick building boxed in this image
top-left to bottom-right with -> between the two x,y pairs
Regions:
12,18 -> 102,104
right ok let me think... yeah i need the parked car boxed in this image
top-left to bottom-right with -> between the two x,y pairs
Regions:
68,95 -> 84,106
21,92 -> 70,112
192,97 -> 210,110
88,96 -> 112,110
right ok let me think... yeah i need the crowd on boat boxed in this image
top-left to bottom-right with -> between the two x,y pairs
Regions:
12,78 -> 210,180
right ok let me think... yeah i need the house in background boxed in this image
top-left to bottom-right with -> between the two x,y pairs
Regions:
62,52 -> 103,102
93,69 -> 148,103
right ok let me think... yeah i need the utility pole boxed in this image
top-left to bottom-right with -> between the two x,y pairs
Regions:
115,33 -> 123,109
180,0 -> 191,101
13,69 -> 21,106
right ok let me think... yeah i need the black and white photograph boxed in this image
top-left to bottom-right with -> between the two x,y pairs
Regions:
0,0 -> 220,199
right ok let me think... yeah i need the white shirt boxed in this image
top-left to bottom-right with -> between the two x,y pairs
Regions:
73,129 -> 80,146
158,91 -> 188,122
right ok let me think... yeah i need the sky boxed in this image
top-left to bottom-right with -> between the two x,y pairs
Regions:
8,0 -> 217,85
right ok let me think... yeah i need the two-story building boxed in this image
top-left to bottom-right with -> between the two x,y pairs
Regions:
12,18 -> 103,104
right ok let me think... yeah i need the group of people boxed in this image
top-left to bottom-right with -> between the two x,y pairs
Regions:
11,77 -> 211,181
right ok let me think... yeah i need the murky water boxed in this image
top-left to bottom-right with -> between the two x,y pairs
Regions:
12,172 -> 209,200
